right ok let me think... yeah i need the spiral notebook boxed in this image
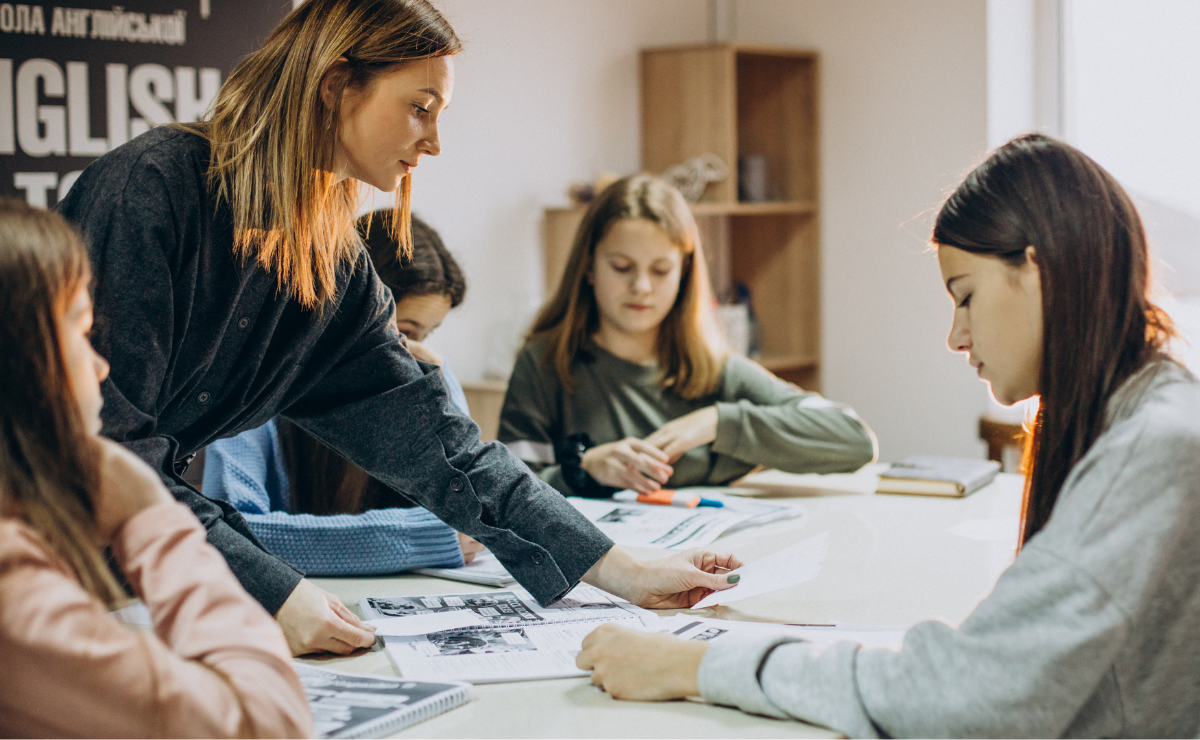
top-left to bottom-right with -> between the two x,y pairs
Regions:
294,663 -> 471,739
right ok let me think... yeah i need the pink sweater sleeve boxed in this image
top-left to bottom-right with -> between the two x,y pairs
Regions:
0,503 -> 314,738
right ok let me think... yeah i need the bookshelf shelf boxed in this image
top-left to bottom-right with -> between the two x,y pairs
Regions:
690,200 -> 817,217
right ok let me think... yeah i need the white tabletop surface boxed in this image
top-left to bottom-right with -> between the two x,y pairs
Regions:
303,473 -> 1024,738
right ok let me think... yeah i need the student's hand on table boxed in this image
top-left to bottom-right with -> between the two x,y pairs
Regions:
458,533 -> 485,564
275,578 -> 377,656
581,438 -> 673,493
577,624 -> 706,701
406,339 -> 444,367
91,436 -> 175,541
644,406 -> 719,463
582,546 -> 743,609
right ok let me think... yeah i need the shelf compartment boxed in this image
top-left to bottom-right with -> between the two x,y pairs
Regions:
691,200 -> 816,216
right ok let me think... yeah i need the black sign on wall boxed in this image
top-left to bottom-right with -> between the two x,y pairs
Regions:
0,0 -> 291,207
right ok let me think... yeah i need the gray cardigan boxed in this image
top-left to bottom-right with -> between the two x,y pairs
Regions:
58,127 -> 613,613
699,359 -> 1200,738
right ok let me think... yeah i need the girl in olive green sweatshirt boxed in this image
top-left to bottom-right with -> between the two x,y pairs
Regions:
499,175 -> 876,498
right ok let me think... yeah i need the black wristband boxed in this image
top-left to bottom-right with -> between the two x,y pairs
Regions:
558,433 -> 616,499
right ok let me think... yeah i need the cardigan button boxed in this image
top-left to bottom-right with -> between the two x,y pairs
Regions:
237,317 -> 250,330
531,552 -> 545,565
450,477 -> 464,492
197,391 -> 211,404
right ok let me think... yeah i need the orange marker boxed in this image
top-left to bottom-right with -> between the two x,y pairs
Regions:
614,489 -> 700,508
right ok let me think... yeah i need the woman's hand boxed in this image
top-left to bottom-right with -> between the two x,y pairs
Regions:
581,438 -> 673,493
582,546 -> 743,609
458,533 -> 486,564
644,406 -> 719,463
91,437 -> 175,541
275,578 -> 377,656
576,624 -> 707,701
406,339 -> 444,367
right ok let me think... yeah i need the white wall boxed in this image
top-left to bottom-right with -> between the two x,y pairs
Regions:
410,0 -> 991,461
733,0 -> 992,460
1061,0 -> 1200,375
393,1 -> 706,381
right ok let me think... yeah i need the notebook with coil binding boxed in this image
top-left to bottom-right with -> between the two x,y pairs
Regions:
294,663 -> 471,739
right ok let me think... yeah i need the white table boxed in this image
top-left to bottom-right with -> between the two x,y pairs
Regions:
303,473 -> 1024,738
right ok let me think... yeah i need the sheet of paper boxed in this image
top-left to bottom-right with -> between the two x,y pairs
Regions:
365,611 -> 485,636
693,531 -> 829,608
412,552 -> 516,587
360,584 -> 650,631
568,494 -> 796,549
383,622 -> 601,684
366,585 -> 658,684
655,614 -> 906,651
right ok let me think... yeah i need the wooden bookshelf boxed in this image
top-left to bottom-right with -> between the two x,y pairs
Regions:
643,44 -> 821,390
541,45 -> 822,390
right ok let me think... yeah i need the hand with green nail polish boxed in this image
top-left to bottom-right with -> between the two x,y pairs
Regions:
606,548 -> 744,610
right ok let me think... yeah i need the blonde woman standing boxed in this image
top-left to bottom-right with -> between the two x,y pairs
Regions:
500,175 -> 875,498
58,0 -> 739,658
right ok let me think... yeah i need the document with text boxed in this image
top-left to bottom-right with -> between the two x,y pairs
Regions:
567,493 -> 804,550
363,584 -> 657,684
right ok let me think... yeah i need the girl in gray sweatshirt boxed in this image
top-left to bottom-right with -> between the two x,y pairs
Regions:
575,135 -> 1200,738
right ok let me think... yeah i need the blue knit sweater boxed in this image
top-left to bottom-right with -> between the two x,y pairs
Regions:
202,363 -> 471,577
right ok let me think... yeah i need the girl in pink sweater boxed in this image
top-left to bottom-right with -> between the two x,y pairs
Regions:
0,199 -> 313,738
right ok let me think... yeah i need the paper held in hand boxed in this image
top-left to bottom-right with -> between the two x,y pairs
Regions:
568,491 -> 804,549
693,531 -> 829,608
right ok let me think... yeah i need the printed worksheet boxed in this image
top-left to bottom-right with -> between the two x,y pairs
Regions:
655,614 -> 907,651
567,494 -> 803,549
360,584 -> 652,629
382,622 -> 602,683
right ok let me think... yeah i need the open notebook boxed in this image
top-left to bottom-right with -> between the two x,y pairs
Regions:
294,664 -> 470,739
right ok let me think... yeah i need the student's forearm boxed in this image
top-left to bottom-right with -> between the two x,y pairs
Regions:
712,401 -> 876,474
242,508 -> 464,576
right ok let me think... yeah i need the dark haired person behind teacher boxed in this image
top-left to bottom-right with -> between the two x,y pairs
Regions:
57,0 -> 740,658
576,135 -> 1200,737
201,212 -> 486,575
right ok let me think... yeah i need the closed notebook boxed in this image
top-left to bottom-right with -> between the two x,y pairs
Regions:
294,663 -> 470,739
876,456 -> 1000,498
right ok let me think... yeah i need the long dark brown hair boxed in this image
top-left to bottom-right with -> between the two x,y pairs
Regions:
281,213 -> 465,515
933,134 -> 1175,545
529,174 -> 724,398
0,199 -> 125,605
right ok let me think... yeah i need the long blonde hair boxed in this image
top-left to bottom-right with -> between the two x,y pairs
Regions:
196,0 -> 460,309
530,174 -> 725,399
0,199 -> 125,607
